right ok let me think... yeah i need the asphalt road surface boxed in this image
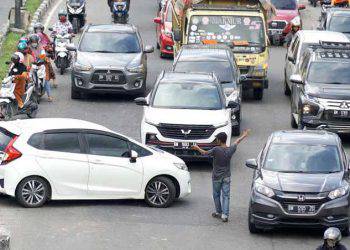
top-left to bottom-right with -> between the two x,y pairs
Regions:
0,0 -> 349,249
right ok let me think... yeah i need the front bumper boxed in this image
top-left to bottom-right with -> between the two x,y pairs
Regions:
250,191 -> 350,230
177,170 -> 192,198
71,68 -> 146,95
160,34 -> 174,55
240,76 -> 269,90
302,116 -> 350,134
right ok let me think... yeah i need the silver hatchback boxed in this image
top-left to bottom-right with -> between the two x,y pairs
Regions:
69,24 -> 154,99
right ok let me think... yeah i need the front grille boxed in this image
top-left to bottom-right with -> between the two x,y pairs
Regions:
157,124 -> 215,140
268,20 -> 287,30
239,66 -> 251,75
91,70 -> 126,85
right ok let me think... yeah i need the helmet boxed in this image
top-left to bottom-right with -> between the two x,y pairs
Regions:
324,227 -> 342,247
17,42 -> 28,52
19,36 -> 28,44
28,34 -> 40,49
58,9 -> 68,22
34,22 -> 45,33
11,52 -> 24,64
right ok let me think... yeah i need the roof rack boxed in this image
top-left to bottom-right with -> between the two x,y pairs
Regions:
191,4 -> 261,12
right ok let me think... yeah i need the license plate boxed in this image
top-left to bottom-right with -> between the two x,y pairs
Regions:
287,204 -> 316,214
269,30 -> 282,35
174,142 -> 196,149
98,74 -> 120,82
333,110 -> 350,118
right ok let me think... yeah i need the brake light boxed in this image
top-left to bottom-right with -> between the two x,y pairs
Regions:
2,136 -> 21,165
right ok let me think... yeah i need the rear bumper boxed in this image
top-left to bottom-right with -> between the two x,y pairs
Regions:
250,191 -> 350,230
241,78 -> 269,90
160,35 -> 174,55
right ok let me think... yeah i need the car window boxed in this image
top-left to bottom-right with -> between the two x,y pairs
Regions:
28,133 -> 43,149
86,134 -> 130,157
165,3 -> 173,22
290,36 -> 299,57
329,15 -> 350,33
43,133 -> 81,154
307,62 -> 350,84
128,142 -> 152,157
300,55 -> 310,79
292,39 -> 300,59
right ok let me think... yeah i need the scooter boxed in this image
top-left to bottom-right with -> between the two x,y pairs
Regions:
53,33 -> 72,75
112,0 -> 129,24
30,60 -> 46,103
0,76 -> 38,120
67,0 -> 86,34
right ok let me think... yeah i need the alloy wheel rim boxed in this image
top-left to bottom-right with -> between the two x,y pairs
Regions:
22,180 -> 45,205
146,181 -> 170,205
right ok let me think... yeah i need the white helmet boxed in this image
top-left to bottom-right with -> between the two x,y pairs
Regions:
14,52 -> 24,63
324,227 -> 342,247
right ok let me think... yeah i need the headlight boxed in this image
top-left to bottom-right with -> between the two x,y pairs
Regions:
214,120 -> 229,128
224,89 -> 239,101
162,30 -> 172,37
73,61 -> 92,71
127,64 -> 144,73
255,183 -> 274,198
302,101 -> 319,116
145,118 -> 159,127
328,183 -> 349,200
174,162 -> 188,171
290,16 -> 301,26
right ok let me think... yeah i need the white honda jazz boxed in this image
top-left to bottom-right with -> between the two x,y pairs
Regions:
0,118 -> 191,208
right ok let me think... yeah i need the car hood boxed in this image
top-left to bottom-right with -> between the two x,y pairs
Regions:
261,170 -> 343,192
145,107 -> 228,126
271,9 -> 298,22
77,52 -> 141,68
306,83 -> 350,100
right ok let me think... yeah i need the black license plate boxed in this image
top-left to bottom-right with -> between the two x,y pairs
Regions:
287,204 -> 316,214
333,110 -> 350,118
174,142 -> 196,149
98,74 -> 120,82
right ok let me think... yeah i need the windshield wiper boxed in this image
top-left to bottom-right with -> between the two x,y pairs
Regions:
277,170 -> 308,173
91,50 -> 115,53
328,82 -> 345,84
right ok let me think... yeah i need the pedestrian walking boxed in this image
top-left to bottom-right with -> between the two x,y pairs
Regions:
43,55 -> 55,102
192,129 -> 250,222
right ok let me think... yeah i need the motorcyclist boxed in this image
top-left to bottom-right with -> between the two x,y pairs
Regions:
34,22 -> 51,47
52,10 -> 73,35
284,17 -> 301,47
17,42 -> 34,72
8,53 -> 28,109
316,228 -> 348,250
28,34 -> 46,61
108,0 -> 130,12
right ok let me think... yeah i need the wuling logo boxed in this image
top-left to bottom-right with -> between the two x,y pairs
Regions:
181,129 -> 191,135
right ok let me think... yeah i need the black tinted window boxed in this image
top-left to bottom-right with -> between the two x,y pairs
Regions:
0,128 -> 14,151
28,133 -> 43,149
43,133 -> 81,153
129,142 -> 152,157
86,134 -> 129,157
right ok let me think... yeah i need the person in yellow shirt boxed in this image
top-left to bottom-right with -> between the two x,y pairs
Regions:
331,0 -> 349,7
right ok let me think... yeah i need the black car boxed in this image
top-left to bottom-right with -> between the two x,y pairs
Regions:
172,44 -> 243,135
247,130 -> 349,235
319,8 -> 350,39
290,41 -> 350,132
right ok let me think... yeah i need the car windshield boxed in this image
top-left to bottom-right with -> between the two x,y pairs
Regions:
329,16 -> 350,33
79,32 -> 141,53
264,144 -> 342,173
174,61 -> 235,83
308,62 -> 350,84
188,16 -> 265,45
165,4 -> 172,22
270,0 -> 297,10
152,82 -> 222,110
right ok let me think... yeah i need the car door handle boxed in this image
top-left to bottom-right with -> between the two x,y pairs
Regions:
90,158 -> 102,164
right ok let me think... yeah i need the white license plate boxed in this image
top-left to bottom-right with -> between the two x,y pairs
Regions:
287,205 -> 316,214
270,30 -> 282,35
174,142 -> 195,149
334,110 -> 350,118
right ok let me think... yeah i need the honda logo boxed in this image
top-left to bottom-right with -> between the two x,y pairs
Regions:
297,195 -> 306,202
181,129 -> 191,135
340,102 -> 349,109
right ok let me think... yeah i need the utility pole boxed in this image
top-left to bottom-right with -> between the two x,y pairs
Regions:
15,0 -> 22,29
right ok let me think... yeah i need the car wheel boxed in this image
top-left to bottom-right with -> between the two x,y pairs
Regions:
291,112 -> 298,129
156,41 -> 160,49
248,208 -> 261,234
232,111 -> 241,136
145,176 -> 176,208
284,74 -> 291,96
71,83 -> 82,100
253,88 -> 263,100
16,176 -> 49,208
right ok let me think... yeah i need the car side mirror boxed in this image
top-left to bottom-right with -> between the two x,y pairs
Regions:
134,97 -> 148,106
246,159 -> 258,169
66,44 -> 77,51
226,101 -> 239,109
144,45 -> 154,53
239,74 -> 247,82
153,17 -> 162,24
290,74 -> 303,84
298,4 -> 306,10
287,56 -> 295,64
173,28 -> 181,42
130,150 -> 138,163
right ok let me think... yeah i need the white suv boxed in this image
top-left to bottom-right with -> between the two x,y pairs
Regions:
0,118 -> 191,208
136,72 -> 237,160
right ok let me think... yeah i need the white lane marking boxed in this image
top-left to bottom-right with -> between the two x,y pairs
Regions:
44,0 -> 65,28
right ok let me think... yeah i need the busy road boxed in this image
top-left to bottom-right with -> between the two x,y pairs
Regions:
0,0 -> 349,249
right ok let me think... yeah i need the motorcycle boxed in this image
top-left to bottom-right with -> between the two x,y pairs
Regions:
30,60 -> 46,103
112,0 -> 129,24
53,33 -> 73,75
0,76 -> 38,120
67,0 -> 86,34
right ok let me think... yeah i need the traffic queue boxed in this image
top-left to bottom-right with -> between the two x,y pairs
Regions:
0,0 -> 350,248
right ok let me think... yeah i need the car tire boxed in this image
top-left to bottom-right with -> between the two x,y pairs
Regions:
156,41 -> 160,49
16,176 -> 50,208
248,208 -> 261,234
71,84 -> 82,100
291,112 -> 298,129
145,176 -> 176,208
232,111 -> 241,136
284,75 -> 291,96
253,88 -> 263,100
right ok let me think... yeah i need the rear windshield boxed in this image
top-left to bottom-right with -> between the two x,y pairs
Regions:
0,128 -> 14,151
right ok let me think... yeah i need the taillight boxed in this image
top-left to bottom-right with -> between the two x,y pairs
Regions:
2,136 -> 21,165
